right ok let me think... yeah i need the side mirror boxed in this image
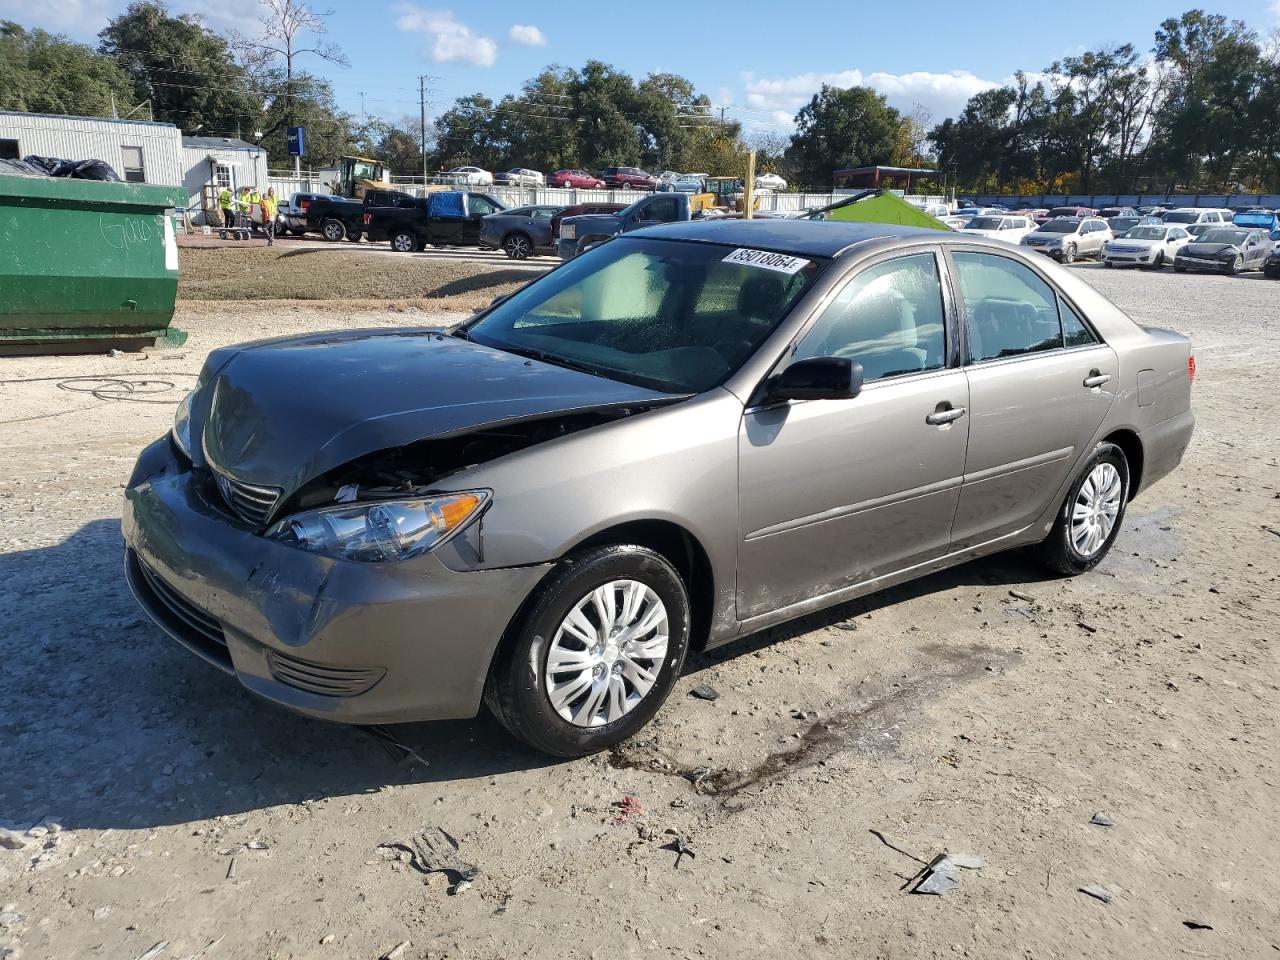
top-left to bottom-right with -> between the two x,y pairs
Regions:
768,357 -> 864,402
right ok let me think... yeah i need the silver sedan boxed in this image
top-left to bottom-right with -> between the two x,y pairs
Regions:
123,221 -> 1195,756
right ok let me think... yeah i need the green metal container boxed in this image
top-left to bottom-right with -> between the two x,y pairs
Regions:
0,175 -> 185,354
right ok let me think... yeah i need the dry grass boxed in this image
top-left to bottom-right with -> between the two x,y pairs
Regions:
176,244 -> 542,311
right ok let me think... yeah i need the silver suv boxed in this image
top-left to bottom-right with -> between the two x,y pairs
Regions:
1020,217 -> 1112,263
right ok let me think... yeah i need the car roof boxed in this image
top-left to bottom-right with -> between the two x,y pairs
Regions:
635,219 -> 945,258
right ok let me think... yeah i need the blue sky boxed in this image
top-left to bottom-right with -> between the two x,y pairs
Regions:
5,0 -> 1278,134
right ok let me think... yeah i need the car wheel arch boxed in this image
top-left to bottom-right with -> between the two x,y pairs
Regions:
1101,428 -> 1144,500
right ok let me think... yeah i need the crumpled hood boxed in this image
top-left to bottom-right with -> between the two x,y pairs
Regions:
199,329 -> 670,494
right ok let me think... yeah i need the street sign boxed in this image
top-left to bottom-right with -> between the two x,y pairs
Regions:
287,127 -> 305,157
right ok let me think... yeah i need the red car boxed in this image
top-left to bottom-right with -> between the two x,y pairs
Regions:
547,169 -> 607,189
599,166 -> 657,190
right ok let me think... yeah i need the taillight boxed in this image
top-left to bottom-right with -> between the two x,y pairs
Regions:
300,199 -> 310,210
363,212 -> 371,225
1188,354 -> 1196,383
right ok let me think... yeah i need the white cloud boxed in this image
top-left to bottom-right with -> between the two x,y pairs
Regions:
507,23 -> 546,46
395,5 -> 498,67
0,0 -> 113,36
742,68 -> 1004,124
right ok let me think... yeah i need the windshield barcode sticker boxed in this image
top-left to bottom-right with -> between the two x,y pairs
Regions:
722,248 -> 810,274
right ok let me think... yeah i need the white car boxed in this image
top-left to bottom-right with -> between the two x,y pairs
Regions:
939,215 -> 972,230
447,166 -> 494,186
959,215 -> 1036,243
494,167 -> 544,187
1161,207 -> 1227,227
754,172 -> 788,191
1102,224 -> 1193,269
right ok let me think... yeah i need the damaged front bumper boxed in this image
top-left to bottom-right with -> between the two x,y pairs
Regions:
122,437 -> 551,724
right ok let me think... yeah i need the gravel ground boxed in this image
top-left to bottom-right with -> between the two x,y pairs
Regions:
1,267 -> 1277,960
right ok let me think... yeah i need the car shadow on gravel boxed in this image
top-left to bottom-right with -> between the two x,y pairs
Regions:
0,520 -> 555,834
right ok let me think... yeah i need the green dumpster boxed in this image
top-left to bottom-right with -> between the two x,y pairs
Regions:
0,175 -> 185,355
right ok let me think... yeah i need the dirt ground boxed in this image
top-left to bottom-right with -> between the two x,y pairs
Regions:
176,236 -> 549,310
0,266 -> 1277,960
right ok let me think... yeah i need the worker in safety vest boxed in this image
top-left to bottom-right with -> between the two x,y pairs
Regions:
261,187 -> 278,245
218,185 -> 235,228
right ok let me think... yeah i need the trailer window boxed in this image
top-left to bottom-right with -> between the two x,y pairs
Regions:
0,139 -> 18,160
122,146 -> 145,182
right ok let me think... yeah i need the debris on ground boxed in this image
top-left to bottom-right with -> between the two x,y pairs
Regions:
362,725 -> 429,767
1009,589 -> 1037,602
1090,813 -> 1115,827
380,826 -> 480,895
1078,622 -> 1098,634
948,852 -> 985,870
912,854 -> 960,896
381,940 -> 410,959
134,942 -> 168,960
1079,884 -> 1113,904
689,684 -> 720,701
1183,921 -> 1214,931
868,829 -> 929,866
661,832 -> 695,868
609,796 -> 644,825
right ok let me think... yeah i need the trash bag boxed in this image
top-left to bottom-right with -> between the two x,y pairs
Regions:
0,158 -> 48,177
22,155 -> 122,181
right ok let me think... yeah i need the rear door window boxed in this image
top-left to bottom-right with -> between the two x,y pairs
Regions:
952,252 -> 1066,362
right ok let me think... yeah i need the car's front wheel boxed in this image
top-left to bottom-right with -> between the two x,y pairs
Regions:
1229,254 -> 1243,275
1061,244 -> 1077,264
1031,441 -> 1130,575
486,544 -> 691,757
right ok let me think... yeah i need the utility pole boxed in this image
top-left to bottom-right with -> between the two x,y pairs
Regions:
419,75 -> 428,185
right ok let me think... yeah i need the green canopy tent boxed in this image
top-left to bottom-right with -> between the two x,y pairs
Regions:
806,189 -> 951,230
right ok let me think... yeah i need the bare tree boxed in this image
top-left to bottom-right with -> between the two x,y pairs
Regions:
251,0 -> 348,81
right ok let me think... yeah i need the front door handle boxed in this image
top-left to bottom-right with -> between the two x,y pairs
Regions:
926,402 -> 967,426
1083,369 -> 1112,388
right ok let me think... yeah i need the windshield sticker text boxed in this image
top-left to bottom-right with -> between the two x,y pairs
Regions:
722,248 -> 810,274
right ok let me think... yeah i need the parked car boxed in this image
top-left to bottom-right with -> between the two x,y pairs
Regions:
1137,205 -> 1167,216
1161,207 -> 1226,226
1264,249 -> 1280,278
295,188 -> 413,242
281,193 -> 311,236
494,168 -> 545,187
446,166 -> 494,186
547,169 -> 607,189
959,215 -> 1036,243
1232,209 -> 1279,232
657,172 -> 709,193
599,167 -> 657,190
1045,205 -> 1097,220
557,192 -> 691,258
1020,217 -> 1111,263
1172,227 -> 1271,274
754,172 -> 788,191
1106,216 -> 1142,235
939,215 -> 972,230
549,202 -> 626,239
1026,208 -> 1053,224
1097,206 -> 1137,219
123,220 -> 1196,756
1271,227 -> 1280,254
1102,224 -> 1192,269
478,204 -> 563,259
364,191 -> 506,252
1184,223 -> 1216,239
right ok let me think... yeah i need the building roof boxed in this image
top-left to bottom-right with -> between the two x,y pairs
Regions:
832,165 -> 941,177
181,135 -> 263,152
0,110 -> 177,129
636,218 -> 940,258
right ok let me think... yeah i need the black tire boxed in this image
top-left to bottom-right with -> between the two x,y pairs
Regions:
289,228 -> 306,237
1175,265 -> 1186,273
1031,441 -> 1130,576
486,544 -> 691,757
321,219 -> 346,242
502,232 -> 533,260
1061,244 -> 1077,265
1228,255 -> 1243,275
1148,250 -> 1164,269
1103,260 -> 1113,268
346,232 -> 363,243
390,229 -> 419,253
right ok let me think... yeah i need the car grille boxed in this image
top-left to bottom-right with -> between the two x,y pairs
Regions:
212,470 -> 281,526
267,650 -> 385,698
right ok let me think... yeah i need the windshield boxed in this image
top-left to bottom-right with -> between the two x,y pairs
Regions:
1233,213 -> 1275,228
967,217 -> 1003,230
1038,220 -> 1079,233
463,237 -> 826,393
1162,211 -> 1198,223
1199,229 -> 1248,244
1124,227 -> 1167,240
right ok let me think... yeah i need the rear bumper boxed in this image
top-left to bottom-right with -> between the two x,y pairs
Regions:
122,438 -> 551,724
1136,409 -> 1195,497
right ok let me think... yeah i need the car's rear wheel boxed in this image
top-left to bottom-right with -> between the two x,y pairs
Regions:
1031,442 -> 1130,575
321,219 -> 347,242
390,229 -> 418,253
502,232 -> 533,260
486,544 -> 691,757
1061,244 -> 1076,264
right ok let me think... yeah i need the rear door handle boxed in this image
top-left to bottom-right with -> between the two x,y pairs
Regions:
926,403 -> 967,426
1083,369 -> 1112,388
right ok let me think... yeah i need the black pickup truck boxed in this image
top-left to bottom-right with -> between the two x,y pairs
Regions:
364,191 -> 506,252
291,188 -> 414,242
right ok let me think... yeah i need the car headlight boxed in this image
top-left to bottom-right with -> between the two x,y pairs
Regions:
266,491 -> 490,562
171,389 -> 195,459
